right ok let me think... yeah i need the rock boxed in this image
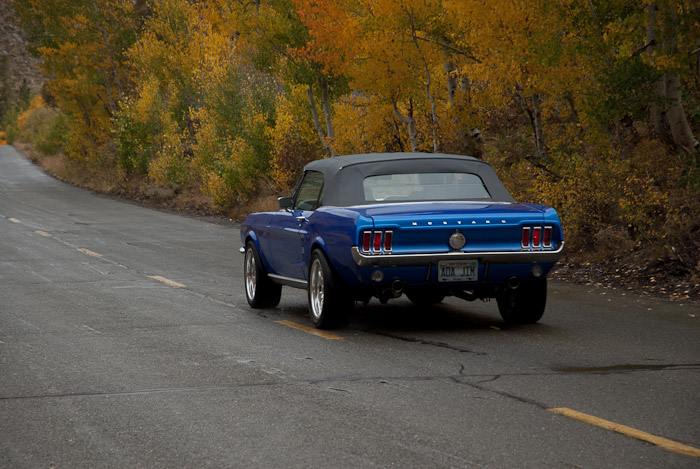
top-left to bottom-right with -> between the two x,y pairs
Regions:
0,0 -> 46,94
147,187 -> 175,200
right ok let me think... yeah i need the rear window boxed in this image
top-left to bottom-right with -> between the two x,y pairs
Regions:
363,172 -> 491,202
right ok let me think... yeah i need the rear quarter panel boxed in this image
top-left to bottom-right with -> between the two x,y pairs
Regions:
304,207 -> 371,284
542,206 -> 564,244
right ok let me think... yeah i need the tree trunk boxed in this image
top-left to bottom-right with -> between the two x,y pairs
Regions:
647,3 -> 672,144
531,93 -> 546,159
666,74 -> 700,155
423,64 -> 438,152
91,0 -> 123,108
392,101 -> 418,152
695,40 -> 700,86
408,13 -> 437,152
444,55 -> 482,158
515,86 -> 547,160
100,70 -> 117,116
320,78 -> 334,140
307,85 -> 335,157
444,60 -> 457,107
390,119 -> 405,152
647,2 -> 699,155
614,120 -> 629,159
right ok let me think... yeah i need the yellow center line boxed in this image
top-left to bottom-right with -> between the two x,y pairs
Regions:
77,248 -> 103,258
35,230 -> 53,237
276,320 -> 343,340
149,275 -> 186,288
549,407 -> 700,457
9,218 -> 20,223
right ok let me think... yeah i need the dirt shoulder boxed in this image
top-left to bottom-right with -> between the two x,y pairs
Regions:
551,259 -> 699,305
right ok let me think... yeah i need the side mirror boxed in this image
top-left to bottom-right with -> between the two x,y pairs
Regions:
278,197 -> 293,210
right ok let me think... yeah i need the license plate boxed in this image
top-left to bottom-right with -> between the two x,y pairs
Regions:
438,260 -> 478,282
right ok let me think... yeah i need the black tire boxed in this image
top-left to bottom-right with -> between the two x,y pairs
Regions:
307,250 -> 352,329
405,290 -> 445,306
496,279 -> 547,324
244,241 -> 282,308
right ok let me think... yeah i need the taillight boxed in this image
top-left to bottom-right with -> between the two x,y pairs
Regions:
384,231 -> 393,253
362,231 -> 371,253
532,227 -> 542,248
521,227 -> 531,248
522,225 -> 554,250
373,231 -> 382,252
360,230 -> 394,254
543,226 -> 552,247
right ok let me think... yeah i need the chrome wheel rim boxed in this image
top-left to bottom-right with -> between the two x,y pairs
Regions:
244,248 -> 257,300
309,258 -> 325,320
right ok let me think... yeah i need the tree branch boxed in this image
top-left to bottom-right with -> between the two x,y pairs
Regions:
523,154 -> 562,181
411,34 -> 481,63
627,39 -> 658,62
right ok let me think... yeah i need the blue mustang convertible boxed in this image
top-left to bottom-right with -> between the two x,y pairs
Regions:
240,153 -> 564,328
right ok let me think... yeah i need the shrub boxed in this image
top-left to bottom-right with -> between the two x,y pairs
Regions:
148,117 -> 190,188
114,79 -> 165,174
12,96 -> 67,155
268,89 -> 323,192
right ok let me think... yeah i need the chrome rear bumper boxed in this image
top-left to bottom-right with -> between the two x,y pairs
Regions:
351,243 -> 564,267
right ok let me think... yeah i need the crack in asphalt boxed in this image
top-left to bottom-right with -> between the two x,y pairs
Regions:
3,363 -> 697,403
454,376 -> 550,409
373,331 -> 488,355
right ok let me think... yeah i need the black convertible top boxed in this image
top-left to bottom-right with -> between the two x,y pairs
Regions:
302,153 -> 515,207
305,152 -> 481,170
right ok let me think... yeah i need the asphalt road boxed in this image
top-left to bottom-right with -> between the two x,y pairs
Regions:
1,145 -> 699,468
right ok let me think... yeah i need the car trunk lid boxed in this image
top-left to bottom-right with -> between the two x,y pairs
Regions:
354,202 -> 548,254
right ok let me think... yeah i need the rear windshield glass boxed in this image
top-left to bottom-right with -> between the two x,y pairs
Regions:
363,172 -> 491,202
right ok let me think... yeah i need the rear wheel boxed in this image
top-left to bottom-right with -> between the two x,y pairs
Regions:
496,279 -> 547,324
308,250 -> 352,329
244,241 -> 281,308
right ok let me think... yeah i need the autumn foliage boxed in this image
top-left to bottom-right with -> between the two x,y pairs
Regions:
9,0 -> 700,284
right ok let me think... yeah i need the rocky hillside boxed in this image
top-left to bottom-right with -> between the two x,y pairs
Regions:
0,0 -> 44,94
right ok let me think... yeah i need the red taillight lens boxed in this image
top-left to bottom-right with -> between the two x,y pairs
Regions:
373,232 -> 382,252
521,227 -> 531,248
532,227 -> 542,248
384,231 -> 393,252
362,231 -> 371,252
361,230 -> 395,254
543,226 -> 552,248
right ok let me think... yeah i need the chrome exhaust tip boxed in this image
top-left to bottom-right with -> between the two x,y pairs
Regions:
391,280 -> 406,294
506,276 -> 521,290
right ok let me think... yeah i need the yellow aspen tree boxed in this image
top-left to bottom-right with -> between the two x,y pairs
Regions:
296,0 -> 450,153
13,0 -> 141,164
